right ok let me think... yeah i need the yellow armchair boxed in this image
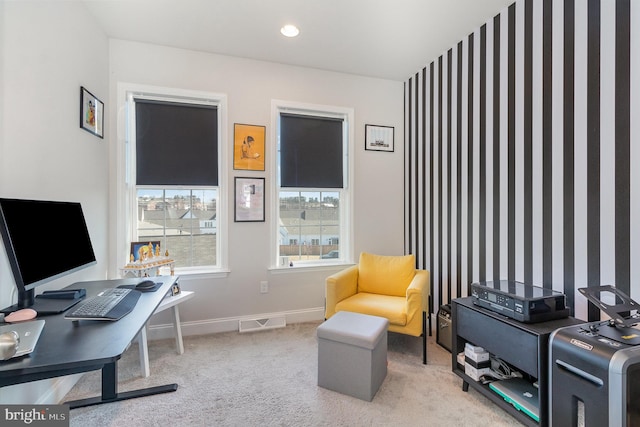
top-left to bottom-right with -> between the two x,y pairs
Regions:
325,252 -> 431,364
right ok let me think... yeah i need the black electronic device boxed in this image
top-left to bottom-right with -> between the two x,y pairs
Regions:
550,286 -> 640,426
436,304 -> 452,352
470,280 -> 570,323
38,289 -> 87,300
118,280 -> 162,293
136,280 -> 157,291
0,198 -> 96,313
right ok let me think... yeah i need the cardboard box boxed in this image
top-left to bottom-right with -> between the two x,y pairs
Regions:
464,343 -> 490,363
465,362 -> 492,381
465,356 -> 490,369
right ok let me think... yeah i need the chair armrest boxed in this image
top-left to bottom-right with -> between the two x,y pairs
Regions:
406,270 -> 430,313
325,265 -> 359,318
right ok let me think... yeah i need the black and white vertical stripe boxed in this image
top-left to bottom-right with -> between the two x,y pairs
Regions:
404,0 -> 636,321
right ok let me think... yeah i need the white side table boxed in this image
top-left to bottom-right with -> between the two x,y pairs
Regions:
137,290 -> 195,377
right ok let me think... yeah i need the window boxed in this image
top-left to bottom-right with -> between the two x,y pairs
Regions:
271,101 -> 354,267
119,85 -> 228,274
135,188 -> 217,268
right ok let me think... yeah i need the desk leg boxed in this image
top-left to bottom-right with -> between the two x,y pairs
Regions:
102,362 -> 118,400
137,326 -> 151,378
66,361 -> 178,409
172,305 -> 184,354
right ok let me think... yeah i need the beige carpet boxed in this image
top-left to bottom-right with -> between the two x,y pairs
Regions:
64,322 -> 524,426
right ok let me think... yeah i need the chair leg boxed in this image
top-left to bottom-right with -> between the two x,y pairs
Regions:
428,295 -> 433,336
422,311 -> 427,365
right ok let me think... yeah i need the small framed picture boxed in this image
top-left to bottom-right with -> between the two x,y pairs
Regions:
130,241 -> 161,262
80,86 -> 104,138
365,124 -> 394,152
171,283 -> 181,296
234,123 -> 266,171
234,177 -> 265,222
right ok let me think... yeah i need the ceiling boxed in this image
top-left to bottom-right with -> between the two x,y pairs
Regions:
82,0 -> 513,82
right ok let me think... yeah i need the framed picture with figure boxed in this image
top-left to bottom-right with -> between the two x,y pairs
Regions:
80,86 -> 104,138
234,123 -> 266,171
130,241 -> 161,262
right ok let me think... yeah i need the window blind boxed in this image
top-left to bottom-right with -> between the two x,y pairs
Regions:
280,113 -> 343,188
135,100 -> 218,186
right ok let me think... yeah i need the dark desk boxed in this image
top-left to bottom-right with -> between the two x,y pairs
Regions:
0,276 -> 180,408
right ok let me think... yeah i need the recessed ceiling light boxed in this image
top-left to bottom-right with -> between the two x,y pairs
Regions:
280,24 -> 300,38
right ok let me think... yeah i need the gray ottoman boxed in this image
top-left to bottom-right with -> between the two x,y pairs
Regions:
317,311 -> 389,401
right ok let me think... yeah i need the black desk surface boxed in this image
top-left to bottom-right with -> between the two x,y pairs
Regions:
0,276 -> 178,387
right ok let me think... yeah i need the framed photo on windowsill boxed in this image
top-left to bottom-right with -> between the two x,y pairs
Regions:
234,177 -> 265,222
130,241 -> 161,262
80,86 -> 104,138
365,124 -> 394,152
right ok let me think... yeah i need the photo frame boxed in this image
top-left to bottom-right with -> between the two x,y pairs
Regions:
365,124 -> 394,152
130,241 -> 161,262
234,177 -> 265,222
233,123 -> 265,171
80,86 -> 104,138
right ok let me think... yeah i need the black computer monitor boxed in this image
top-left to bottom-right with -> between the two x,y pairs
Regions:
0,198 -> 97,311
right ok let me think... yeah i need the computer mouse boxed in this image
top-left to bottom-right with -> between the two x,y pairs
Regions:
135,280 -> 157,291
5,308 -> 37,323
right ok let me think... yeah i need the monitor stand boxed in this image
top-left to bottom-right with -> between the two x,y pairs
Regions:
579,285 -> 640,327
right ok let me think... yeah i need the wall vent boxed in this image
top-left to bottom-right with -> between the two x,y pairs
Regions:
239,316 -> 286,333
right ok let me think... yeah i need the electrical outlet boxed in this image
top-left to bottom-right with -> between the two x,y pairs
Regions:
260,281 -> 269,293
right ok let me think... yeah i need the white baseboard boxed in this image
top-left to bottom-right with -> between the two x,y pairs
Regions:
147,307 -> 325,341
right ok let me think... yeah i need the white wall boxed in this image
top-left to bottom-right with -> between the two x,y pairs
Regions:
0,1 -> 109,403
108,40 -> 405,333
0,1 -> 405,403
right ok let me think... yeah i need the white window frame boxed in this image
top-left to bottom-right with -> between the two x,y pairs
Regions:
114,83 -> 229,277
269,99 -> 354,269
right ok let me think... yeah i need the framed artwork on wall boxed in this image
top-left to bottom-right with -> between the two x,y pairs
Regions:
234,177 -> 265,222
365,124 -> 394,152
80,86 -> 104,138
233,123 -> 266,171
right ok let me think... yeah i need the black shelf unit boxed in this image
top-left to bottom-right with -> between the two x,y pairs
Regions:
451,297 -> 582,426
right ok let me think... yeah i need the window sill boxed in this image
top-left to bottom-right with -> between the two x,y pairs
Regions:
268,261 -> 354,274
170,267 -> 230,280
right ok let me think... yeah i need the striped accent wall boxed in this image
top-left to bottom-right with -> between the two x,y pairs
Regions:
404,0 -> 638,321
